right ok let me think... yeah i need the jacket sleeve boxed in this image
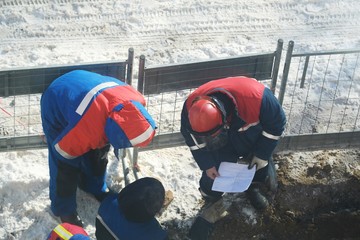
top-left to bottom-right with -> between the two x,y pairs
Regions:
255,88 -> 286,160
41,113 -> 89,165
52,99 -> 108,162
180,101 -> 216,170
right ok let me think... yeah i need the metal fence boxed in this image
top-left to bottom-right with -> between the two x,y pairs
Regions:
276,41 -> 360,151
1,41 -> 359,154
137,40 -> 360,154
0,48 -> 134,151
138,39 -> 283,151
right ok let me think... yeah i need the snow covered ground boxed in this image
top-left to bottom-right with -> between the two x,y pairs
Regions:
0,0 -> 359,239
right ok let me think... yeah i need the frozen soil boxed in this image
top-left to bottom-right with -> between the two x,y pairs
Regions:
166,149 -> 360,240
211,149 -> 360,240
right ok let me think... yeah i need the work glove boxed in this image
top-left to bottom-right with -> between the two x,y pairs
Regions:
188,198 -> 230,240
248,156 -> 268,171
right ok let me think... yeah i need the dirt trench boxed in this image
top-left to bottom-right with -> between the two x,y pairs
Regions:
210,149 -> 360,240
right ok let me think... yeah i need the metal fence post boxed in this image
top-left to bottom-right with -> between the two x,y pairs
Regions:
126,48 -> 134,85
300,56 -> 310,88
270,39 -> 283,94
137,55 -> 145,94
278,40 -> 294,105
117,148 -> 130,186
126,55 -> 146,183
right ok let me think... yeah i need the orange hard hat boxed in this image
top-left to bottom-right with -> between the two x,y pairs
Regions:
188,97 -> 223,133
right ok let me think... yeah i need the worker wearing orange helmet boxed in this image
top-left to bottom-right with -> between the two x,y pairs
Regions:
181,76 -> 286,211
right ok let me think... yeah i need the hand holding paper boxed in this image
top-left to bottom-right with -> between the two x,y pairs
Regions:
211,162 -> 256,192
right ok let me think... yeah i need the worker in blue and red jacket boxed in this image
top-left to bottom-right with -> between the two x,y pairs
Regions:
41,70 -> 156,227
181,76 -> 286,208
181,76 -> 286,238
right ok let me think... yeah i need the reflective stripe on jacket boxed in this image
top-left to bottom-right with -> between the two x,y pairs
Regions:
41,70 -> 147,160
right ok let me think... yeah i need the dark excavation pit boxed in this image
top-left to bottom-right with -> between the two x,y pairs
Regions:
210,150 -> 360,240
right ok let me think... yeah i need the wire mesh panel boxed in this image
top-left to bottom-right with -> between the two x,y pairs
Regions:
139,42 -> 283,151
0,61 -> 129,151
276,44 -> 360,151
281,50 -> 360,135
141,43 -> 360,152
0,93 -> 42,137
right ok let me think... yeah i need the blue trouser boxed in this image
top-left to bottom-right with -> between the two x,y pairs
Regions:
48,145 -> 110,216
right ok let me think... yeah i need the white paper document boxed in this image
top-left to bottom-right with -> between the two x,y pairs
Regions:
211,162 -> 256,193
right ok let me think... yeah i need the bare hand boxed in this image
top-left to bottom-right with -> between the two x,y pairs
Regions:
206,167 -> 220,180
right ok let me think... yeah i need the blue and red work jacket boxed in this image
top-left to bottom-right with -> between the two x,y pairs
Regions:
41,70 -> 155,162
180,76 -> 286,170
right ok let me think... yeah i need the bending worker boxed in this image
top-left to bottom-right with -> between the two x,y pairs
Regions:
181,76 -> 286,210
41,70 -> 156,226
